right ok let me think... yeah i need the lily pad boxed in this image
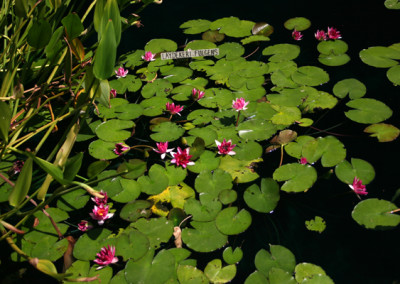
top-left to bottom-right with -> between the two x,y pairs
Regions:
116,229 -> 150,261
241,35 -> 270,45
305,216 -> 326,233
291,66 -> 329,86
318,53 -> 350,66
222,247 -> 243,264
218,189 -> 237,205
150,121 -> 185,142
111,178 -> 141,203
387,64 -> 400,85
255,245 -> 296,276
215,207 -> 252,235
332,78 -> 366,99
216,42 -> 245,60
364,123 -> 400,142
234,141 -> 263,161
385,0 -> 400,9
345,98 -> 392,124
177,265 -> 209,283
317,40 -> 348,54
359,46 -> 400,68
56,189 -> 89,212
145,38 -> 177,53
180,19 -> 212,34
302,90 -> 338,111
95,119 -> 134,142
131,217 -> 174,249
210,17 -> 254,38
295,263 -> 332,283
162,67 -> 193,83
195,169 -> 233,198
269,268 -> 297,284
140,96 -> 170,117
73,228 -> 112,261
187,109 -> 215,125
88,139 -> 118,159
120,200 -> 152,222
335,158 -> 375,185
184,193 -> 222,222
262,44 -> 300,62
244,178 -> 280,213
244,271 -> 268,284
301,136 -> 346,167
238,119 -> 277,140
218,156 -> 262,183
181,221 -> 228,252
352,198 -> 400,229
284,17 -> 311,31
137,164 -> 169,195
273,163 -> 317,192
187,150 -> 220,173
110,74 -> 142,93
204,259 -> 236,283
141,79 -> 173,98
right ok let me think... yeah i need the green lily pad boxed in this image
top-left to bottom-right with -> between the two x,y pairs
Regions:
118,159 -> 147,180
302,90 -> 338,111
137,164 -> 169,195
188,127 -> 218,146
301,136 -> 346,167
359,46 -> 400,68
185,39 -> 217,52
244,178 -> 280,213
238,119 -> 277,140
335,158 -> 375,185
73,228 -> 112,261
181,221 -> 228,253
162,67 -> 193,83
187,150 -> 220,174
89,139 -> 118,159
262,44 -> 301,62
195,169 -> 233,197
163,162 -> 188,186
110,270 -> 128,284
273,163 -> 317,192
111,178 -> 141,203
270,105 -> 302,125
332,78 -> 366,99
284,136 -> 315,160
116,229 -> 150,261
131,217 -> 174,249
110,74 -> 143,93
295,263 -> 328,283
255,245 -> 296,276
267,89 -> 305,107
180,19 -> 212,34
198,88 -> 235,109
210,17 -> 254,38
352,198 -> 400,229
56,189 -> 89,212
184,193 -> 222,222
223,247 -> 243,264
150,121 -> 185,142
241,35 -> 270,45
284,17 -> 311,31
317,40 -> 348,54
204,259 -> 236,283
187,109 -> 215,125
364,123 -> 400,142
177,265 -> 209,283
120,200 -> 152,222
305,216 -> 326,233
218,156 -> 262,183
215,207 -> 252,235
244,271 -> 268,284
291,66 -> 329,86
120,50 -> 145,68
140,96 -> 170,117
318,53 -> 350,66
215,42 -> 245,60
234,141 -> 263,161
269,268 -> 297,284
385,0 -> 400,9
141,79 -> 173,98
345,98 -> 392,124
95,119 -> 134,142
270,70 -> 299,88
387,64 -> 400,85
145,38 -> 177,53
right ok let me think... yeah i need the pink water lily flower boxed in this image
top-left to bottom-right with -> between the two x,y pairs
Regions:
89,204 -> 114,225
171,147 -> 195,168
327,27 -> 342,39
315,30 -> 327,41
91,190 -> 108,206
300,157 -> 308,165
110,89 -> 117,98
349,177 -> 368,196
113,143 -> 130,156
78,220 -> 93,232
292,29 -> 303,41
166,102 -> 184,116
142,51 -> 156,62
154,141 -> 174,159
94,245 -> 118,270
232,98 -> 249,111
215,139 -> 236,155
115,67 -> 128,78
192,88 -> 205,100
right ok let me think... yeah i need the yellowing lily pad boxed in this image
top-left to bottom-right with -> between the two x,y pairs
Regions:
218,156 -> 262,183
364,123 -> 400,142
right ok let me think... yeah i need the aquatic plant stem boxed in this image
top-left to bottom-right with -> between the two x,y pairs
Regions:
236,110 -> 241,127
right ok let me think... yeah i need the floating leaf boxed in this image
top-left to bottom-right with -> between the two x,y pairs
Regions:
241,35 -> 270,45
345,98 -> 392,124
88,139 -> 118,160
352,198 -> 400,229
109,75 -> 143,94
204,259 -> 236,283
234,141 -> 263,161
238,119 -> 277,140
56,189 -> 89,212
131,217 -> 174,249
187,150 -> 220,174
273,163 -> 317,192
218,156 -> 262,183
184,193 -> 222,222
302,90 -> 337,111
270,105 -> 301,125
387,64 -> 400,85
262,44 -> 300,62
116,229 -> 150,261
252,22 -> 274,36
111,178 -> 141,203
295,263 -> 329,283
162,67 -> 193,83
255,245 -> 296,276
223,247 -> 243,264
215,207 -> 252,235
269,268 -> 297,284
332,78 -> 366,99
95,119 -> 134,142
181,221 -> 228,252
137,164 -> 169,195
244,178 -> 280,213
359,46 -> 400,68
202,30 -> 225,43
244,271 -> 268,284
73,228 -> 112,261
385,0 -> 400,9
318,53 -> 350,66
291,66 -> 329,86
284,17 -> 311,31
177,265 -> 209,283
140,97 -> 170,117
364,123 -> 400,142
145,38 -> 177,53
187,109 -> 215,125
305,216 -> 326,233
180,19 -> 212,34
150,122 -> 185,142
210,17 -> 254,38
335,158 -> 375,185
195,169 -> 233,198
120,200 -> 152,222
317,40 -> 348,54
301,136 -> 346,167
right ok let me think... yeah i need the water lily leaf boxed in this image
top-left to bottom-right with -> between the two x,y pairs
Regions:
120,200 -> 152,222
255,245 -> 296,276
177,265 -> 209,283
352,198 -> 400,229
137,164 -> 169,195
215,42 -> 245,60
110,270 -> 128,284
118,159 -> 147,180
332,78 -> 366,99
185,40 -> 217,53
302,136 -> 346,167
291,66 -> 329,86
141,79 -> 172,98
335,158 -> 375,185
215,207 -> 252,235
145,38 -> 177,53
96,98 -> 127,119
387,64 -> 400,85
262,44 -> 300,62
295,263 -> 328,283
187,150 -> 220,173
210,17 -> 254,38
345,98 -> 392,124
235,140 -> 263,161
188,127 -> 218,146
241,35 -> 270,45
318,53 -> 350,66
244,178 -> 280,213
202,30 -> 225,43
305,216 -> 326,233
360,46 -> 400,68
148,183 -> 195,214
163,162 -> 188,186
267,60 -> 298,74
317,40 -> 348,54
364,123 -> 400,142
285,135 -> 315,159
270,70 -> 299,88
162,67 -> 193,83
219,189 -> 237,205
223,247 -> 243,264
270,105 -> 301,125
267,89 -> 305,107
140,97 -> 170,116
184,193 -> 222,221
56,189 -> 89,211
89,139 -> 118,159
273,163 -> 317,192
187,109 -> 215,125
198,88 -> 234,109
131,217 -> 174,249
284,17 -> 311,31
204,259 -> 236,283
120,50 -> 145,68
269,268 -> 297,284
238,119 -> 277,140
125,249 -> 175,284
95,119 -> 134,142
180,19 -> 212,34
385,0 -> 400,9
195,169 -> 233,197
181,221 -> 228,252
219,156 -> 262,183
73,228 -> 112,260
150,121 -> 185,142
244,271 -> 268,284
302,90 -> 338,111
115,229 -> 150,261
111,178 -> 141,203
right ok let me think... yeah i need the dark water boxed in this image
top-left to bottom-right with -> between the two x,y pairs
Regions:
122,1 -> 400,283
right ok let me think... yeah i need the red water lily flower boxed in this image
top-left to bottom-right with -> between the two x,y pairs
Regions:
171,147 -> 195,168
113,143 -> 130,156
78,220 -> 93,232
315,30 -> 327,41
89,204 -> 114,225
192,88 -> 205,100
154,142 -> 174,159
142,51 -> 156,62
110,89 -> 117,98
349,177 -> 368,196
292,29 -> 303,41
215,139 -> 236,155
91,190 -> 108,206
115,67 -> 128,78
94,245 -> 118,270
327,27 -> 342,39
232,98 -> 249,111
166,102 -> 184,116
300,157 -> 308,165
